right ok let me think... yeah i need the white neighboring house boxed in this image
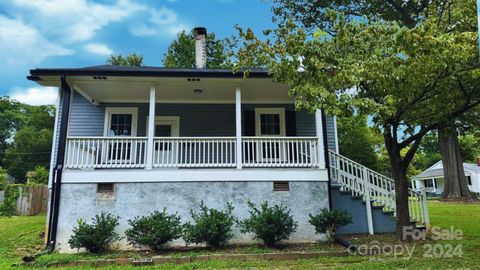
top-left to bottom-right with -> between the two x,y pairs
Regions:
412,161 -> 480,195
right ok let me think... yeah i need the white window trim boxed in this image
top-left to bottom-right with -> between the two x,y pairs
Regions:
146,116 -> 180,137
255,108 -> 286,136
103,107 -> 138,137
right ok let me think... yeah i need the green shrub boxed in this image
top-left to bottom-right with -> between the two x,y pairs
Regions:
68,212 -> 121,253
182,202 -> 235,248
125,209 -> 182,250
309,208 -> 352,240
238,201 -> 298,247
26,166 -> 49,185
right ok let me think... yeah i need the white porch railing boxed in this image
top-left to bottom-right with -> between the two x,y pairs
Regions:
65,136 -> 320,169
242,137 -> 319,167
152,137 -> 236,168
65,137 -> 147,169
328,150 -> 430,227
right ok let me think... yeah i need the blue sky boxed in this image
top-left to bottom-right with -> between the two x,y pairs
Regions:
0,0 -> 274,105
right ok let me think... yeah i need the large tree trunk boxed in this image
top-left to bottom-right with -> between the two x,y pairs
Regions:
390,157 -> 411,240
438,126 -> 472,201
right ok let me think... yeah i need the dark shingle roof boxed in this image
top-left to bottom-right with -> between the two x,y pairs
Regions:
28,65 -> 270,80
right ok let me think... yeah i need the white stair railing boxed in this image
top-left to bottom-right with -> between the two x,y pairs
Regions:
328,150 -> 429,226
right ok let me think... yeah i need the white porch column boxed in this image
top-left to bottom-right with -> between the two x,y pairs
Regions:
315,109 -> 326,169
146,85 -> 156,170
235,87 -> 242,169
432,178 -> 436,192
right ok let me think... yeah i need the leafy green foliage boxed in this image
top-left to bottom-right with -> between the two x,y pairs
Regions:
309,209 -> 352,240
234,1 -> 480,231
0,98 -> 54,182
238,201 -> 297,246
3,127 -> 52,182
0,185 -> 21,217
26,166 -> 48,185
163,30 -> 232,68
106,54 -> 144,66
125,209 -> 182,250
182,202 -> 235,248
271,0 -> 445,34
337,115 -> 382,171
68,213 -> 121,253
0,168 -> 7,191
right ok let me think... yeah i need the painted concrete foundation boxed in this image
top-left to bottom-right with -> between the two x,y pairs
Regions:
55,181 -> 329,252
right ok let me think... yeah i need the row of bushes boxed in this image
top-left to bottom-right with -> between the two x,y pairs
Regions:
69,201 -> 352,253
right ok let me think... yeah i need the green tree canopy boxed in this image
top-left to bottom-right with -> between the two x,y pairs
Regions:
163,30 -> 232,68
106,53 -> 144,66
234,9 -> 480,236
337,115 -> 381,171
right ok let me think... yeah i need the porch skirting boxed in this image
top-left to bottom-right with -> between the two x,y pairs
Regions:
55,181 -> 329,252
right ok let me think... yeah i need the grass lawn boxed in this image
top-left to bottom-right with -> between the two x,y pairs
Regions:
1,201 -> 479,269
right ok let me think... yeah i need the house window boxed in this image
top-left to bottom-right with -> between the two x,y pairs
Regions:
104,108 -> 138,161
467,175 -> 472,185
424,179 -> 434,188
255,109 -> 286,161
104,108 -> 138,137
110,114 -> 132,136
97,183 -> 114,193
273,181 -> 290,191
255,108 -> 286,137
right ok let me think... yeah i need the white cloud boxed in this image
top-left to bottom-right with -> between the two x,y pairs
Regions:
130,7 -> 190,37
84,43 -> 113,56
0,15 -> 72,67
10,0 -> 146,44
9,86 -> 58,106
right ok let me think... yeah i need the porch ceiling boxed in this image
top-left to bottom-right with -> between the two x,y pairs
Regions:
40,76 -> 293,104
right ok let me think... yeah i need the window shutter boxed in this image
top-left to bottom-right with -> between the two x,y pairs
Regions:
243,110 -> 255,136
285,110 -> 296,136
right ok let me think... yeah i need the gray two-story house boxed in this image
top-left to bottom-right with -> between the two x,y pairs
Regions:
28,28 -> 428,252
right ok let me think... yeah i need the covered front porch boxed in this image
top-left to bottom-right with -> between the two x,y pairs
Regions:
60,73 -> 328,173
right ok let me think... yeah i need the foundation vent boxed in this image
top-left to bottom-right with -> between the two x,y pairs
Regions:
97,183 -> 114,193
273,181 -> 290,192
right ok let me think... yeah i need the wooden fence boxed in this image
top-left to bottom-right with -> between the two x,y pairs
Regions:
0,185 -> 48,216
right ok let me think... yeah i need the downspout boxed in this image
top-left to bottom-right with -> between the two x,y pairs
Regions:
322,111 -> 333,209
46,76 -> 72,250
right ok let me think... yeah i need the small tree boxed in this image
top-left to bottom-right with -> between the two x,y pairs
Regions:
182,202 -> 235,248
106,53 -> 144,66
68,213 -> 121,253
238,201 -> 297,247
26,166 -> 48,185
125,209 -> 182,251
309,209 -> 352,241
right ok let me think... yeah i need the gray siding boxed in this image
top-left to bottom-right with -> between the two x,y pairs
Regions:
68,92 -> 105,136
296,110 -> 315,136
325,115 -> 337,152
67,91 -> 337,150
